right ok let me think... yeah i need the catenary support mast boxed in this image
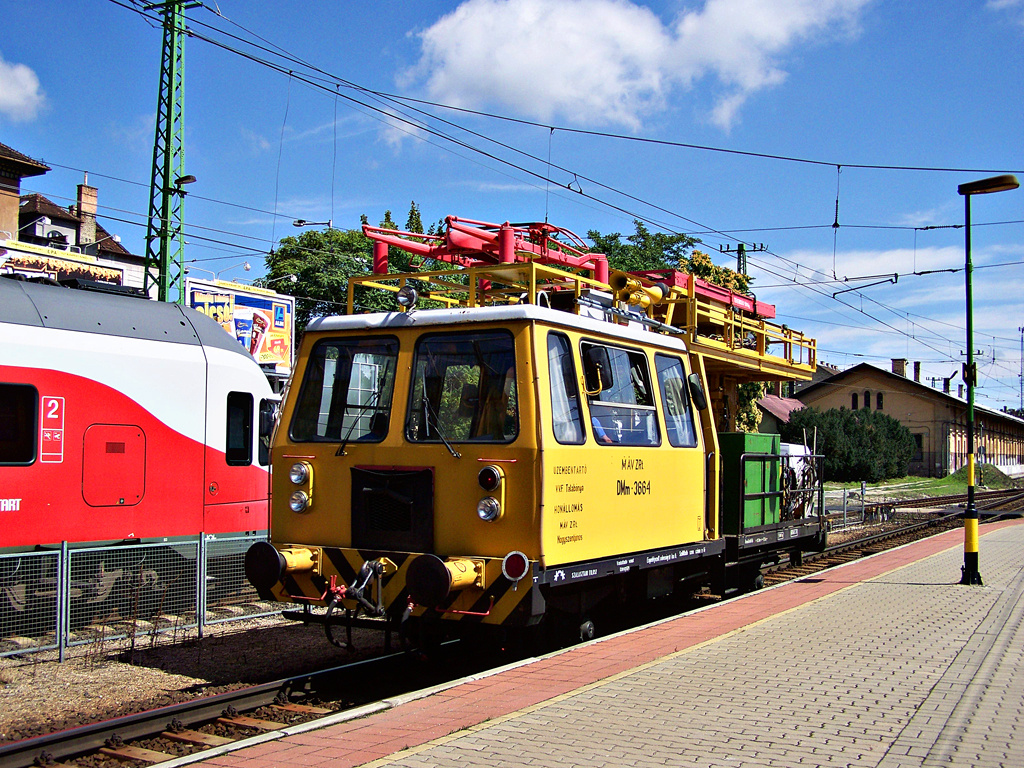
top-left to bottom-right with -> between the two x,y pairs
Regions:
143,0 -> 195,303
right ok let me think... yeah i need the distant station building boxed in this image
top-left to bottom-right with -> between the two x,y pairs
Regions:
0,140 -> 142,290
793,359 -> 1024,479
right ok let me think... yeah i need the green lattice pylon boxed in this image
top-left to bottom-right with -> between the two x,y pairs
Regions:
144,0 -> 191,303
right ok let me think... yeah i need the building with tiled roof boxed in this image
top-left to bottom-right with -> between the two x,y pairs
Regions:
1,142 -> 144,289
794,360 -> 1024,478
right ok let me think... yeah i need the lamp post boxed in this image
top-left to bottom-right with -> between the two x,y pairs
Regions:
293,219 -> 332,228
956,174 -> 1019,586
184,260 -> 251,281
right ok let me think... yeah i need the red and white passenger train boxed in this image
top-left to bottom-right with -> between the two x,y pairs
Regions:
0,276 -> 275,627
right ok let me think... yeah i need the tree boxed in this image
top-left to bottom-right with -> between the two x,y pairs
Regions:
780,406 -> 917,482
263,205 -> 434,333
405,201 -> 424,234
587,220 -> 696,273
264,226 -> 372,332
735,382 -> 766,432
588,219 -> 751,293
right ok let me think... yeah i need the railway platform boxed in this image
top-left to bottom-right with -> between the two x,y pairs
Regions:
190,519 -> 1024,768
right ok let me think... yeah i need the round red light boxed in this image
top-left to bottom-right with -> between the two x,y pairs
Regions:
502,551 -> 530,582
478,465 -> 502,492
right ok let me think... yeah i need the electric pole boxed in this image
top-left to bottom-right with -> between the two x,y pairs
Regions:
143,1 -> 198,303
719,243 -> 766,276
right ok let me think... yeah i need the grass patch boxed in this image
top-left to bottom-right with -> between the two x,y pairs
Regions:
825,464 -> 1020,499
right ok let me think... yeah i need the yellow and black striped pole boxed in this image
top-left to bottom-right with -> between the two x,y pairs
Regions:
957,174 -> 1019,585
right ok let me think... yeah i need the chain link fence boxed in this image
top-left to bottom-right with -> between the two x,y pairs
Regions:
0,534 -> 277,660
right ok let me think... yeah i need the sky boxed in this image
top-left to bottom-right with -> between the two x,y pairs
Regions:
1,0 -> 1022,411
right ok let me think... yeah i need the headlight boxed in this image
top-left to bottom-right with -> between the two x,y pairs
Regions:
289,462 -> 310,485
477,496 -> 501,522
289,490 -> 310,513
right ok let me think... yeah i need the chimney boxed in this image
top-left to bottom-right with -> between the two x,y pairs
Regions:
913,361 -> 921,382
958,384 -> 964,398
943,377 -> 951,394
77,174 -> 97,245
891,358 -> 907,377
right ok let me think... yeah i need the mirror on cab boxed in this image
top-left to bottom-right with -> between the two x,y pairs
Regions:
687,373 -> 708,411
583,346 -> 614,394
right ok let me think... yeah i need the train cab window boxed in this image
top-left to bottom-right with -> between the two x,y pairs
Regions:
290,337 -> 399,443
226,391 -> 254,466
581,342 -> 660,447
0,383 -> 37,465
655,355 -> 698,447
548,332 -> 585,445
258,398 -> 278,466
407,331 -> 518,443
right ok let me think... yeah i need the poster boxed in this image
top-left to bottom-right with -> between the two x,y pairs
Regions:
186,278 -> 295,375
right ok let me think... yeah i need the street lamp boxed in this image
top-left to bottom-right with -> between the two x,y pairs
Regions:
264,273 -> 298,285
88,234 -> 121,251
293,219 -> 332,228
956,173 -> 1018,586
184,260 -> 251,281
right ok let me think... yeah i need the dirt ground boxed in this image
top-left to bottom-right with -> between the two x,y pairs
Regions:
0,614 -> 386,743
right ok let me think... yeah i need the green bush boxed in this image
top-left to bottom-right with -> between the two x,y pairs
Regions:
780,406 -> 916,482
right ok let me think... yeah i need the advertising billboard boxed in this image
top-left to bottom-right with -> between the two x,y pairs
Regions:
185,278 -> 295,376
0,239 -> 124,284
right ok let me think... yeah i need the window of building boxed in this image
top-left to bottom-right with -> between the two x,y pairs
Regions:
407,331 -> 518,443
226,391 -> 253,466
0,383 -> 37,465
851,392 -> 858,410
290,337 -> 399,443
580,341 -> 660,447
655,354 -> 698,447
913,434 -> 923,462
876,392 -> 884,410
547,332 -> 585,445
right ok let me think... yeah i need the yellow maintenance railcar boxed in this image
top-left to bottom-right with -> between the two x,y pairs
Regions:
245,217 -> 823,645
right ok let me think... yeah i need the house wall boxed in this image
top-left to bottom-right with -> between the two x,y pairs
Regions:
796,368 -> 1024,478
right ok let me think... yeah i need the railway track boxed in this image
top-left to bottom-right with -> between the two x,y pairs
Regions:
4,488 -> 1020,768
768,488 -> 1024,587
0,640 -> 508,768
860,487 -> 1022,516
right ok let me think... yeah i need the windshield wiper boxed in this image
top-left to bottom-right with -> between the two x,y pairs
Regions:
336,390 -> 382,456
422,390 -> 461,459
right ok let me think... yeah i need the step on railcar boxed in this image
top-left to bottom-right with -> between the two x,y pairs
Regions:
0,277 -> 276,632
245,217 -> 825,645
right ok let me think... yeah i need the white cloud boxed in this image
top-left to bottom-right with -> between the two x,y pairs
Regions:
988,0 -> 1024,26
407,0 -> 870,131
0,52 -> 45,121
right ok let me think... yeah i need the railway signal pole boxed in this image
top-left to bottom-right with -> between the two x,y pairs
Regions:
143,0 -> 198,304
956,174 -> 1019,586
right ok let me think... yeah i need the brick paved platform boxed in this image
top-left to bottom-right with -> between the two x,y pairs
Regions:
181,519 -> 1024,768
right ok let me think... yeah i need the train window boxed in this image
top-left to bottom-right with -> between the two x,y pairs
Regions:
407,331 -> 518,444
581,342 -> 660,447
290,337 -> 399,443
655,355 -> 698,447
226,391 -> 254,466
548,332 -> 585,445
0,383 -> 37,465
258,398 -> 278,466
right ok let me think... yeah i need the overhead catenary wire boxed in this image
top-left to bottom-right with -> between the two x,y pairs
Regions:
99,0 -> 1023,403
